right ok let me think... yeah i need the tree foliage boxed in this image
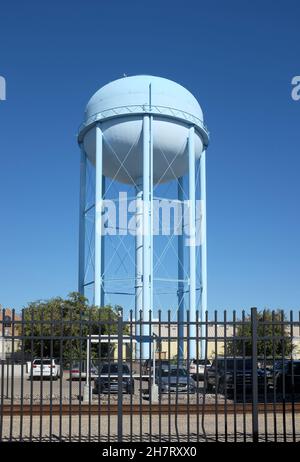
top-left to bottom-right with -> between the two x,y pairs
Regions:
22,292 -> 122,364
226,309 -> 294,358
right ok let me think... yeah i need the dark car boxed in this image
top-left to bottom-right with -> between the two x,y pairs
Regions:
93,363 -> 134,394
143,359 -> 170,375
205,357 -> 261,395
267,360 -> 300,393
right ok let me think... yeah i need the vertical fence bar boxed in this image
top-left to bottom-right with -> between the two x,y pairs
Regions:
149,310 -> 152,442
187,311 -> 191,441
290,310 -> 296,442
129,310 -> 133,442
49,307 -> 54,442
117,308 -> 123,442
195,310 -> 199,442
214,310 -> 218,442
232,310 -> 237,442
251,307 -> 259,443
108,310 -> 111,442
9,310 -> 15,441
138,309 -> 142,442
59,306 -> 63,441
223,310 -> 228,442
0,311 -> 4,442
241,310 -> 246,442
186,310 -> 190,442
281,310 -> 287,442
167,309 -> 171,441
271,310 -> 277,442
79,308 -> 83,442
262,310 -> 268,442
201,310 -> 209,443
39,308 -> 44,442
158,310 -> 162,442
175,307 -> 181,442
19,310 -> 25,442
29,308 -> 34,441
97,308 -> 101,443
68,307 -> 73,442
88,308 -> 92,442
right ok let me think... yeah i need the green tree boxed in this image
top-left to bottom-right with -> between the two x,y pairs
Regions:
227,309 -> 294,358
22,292 -> 123,364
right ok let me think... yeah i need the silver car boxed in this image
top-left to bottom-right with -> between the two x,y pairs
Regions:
155,366 -> 196,393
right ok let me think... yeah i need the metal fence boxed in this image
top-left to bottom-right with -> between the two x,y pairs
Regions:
0,307 -> 300,442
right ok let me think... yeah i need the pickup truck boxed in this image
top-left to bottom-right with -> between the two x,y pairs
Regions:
205,357 -> 255,395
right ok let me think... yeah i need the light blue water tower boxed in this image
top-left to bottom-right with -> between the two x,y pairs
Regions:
77,75 -> 209,359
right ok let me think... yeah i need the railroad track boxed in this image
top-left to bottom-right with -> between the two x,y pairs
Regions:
2,402 -> 300,416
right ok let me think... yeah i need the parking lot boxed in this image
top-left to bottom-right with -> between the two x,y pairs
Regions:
0,373 -> 215,404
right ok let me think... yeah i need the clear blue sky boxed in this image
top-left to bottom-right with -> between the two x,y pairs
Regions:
0,0 -> 300,316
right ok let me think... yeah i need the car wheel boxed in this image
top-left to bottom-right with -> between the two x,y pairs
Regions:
206,383 -> 214,393
218,381 -> 225,395
127,385 -> 134,395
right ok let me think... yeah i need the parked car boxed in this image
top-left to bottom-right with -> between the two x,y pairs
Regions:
155,365 -> 196,393
69,361 -> 99,380
205,357 -> 260,394
189,359 -> 211,379
30,358 -> 62,380
267,360 -> 300,393
143,359 -> 170,375
93,363 -> 134,394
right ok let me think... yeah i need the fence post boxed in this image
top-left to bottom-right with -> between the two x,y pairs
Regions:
251,307 -> 259,443
117,308 -> 123,442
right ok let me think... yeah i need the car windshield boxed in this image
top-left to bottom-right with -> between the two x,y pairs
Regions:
193,359 -> 210,365
101,364 -> 130,374
213,359 -> 252,370
159,368 -> 188,377
146,360 -> 169,366
33,360 -> 52,365
71,362 -> 96,370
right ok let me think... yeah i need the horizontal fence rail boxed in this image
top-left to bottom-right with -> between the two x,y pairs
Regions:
0,307 -> 300,442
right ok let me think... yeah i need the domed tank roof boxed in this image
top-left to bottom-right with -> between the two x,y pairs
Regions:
79,75 -> 209,184
78,75 -> 209,148
85,75 -> 204,122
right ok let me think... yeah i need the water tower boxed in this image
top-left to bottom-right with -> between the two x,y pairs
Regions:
77,75 -> 209,358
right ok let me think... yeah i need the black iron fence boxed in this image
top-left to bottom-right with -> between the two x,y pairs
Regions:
0,307 -> 300,442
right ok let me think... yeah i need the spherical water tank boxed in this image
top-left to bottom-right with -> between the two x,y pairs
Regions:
78,75 -> 209,184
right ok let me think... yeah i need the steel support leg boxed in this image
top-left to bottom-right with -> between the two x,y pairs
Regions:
178,177 -> 184,361
135,182 -> 143,359
101,175 -> 106,307
78,145 -> 86,295
142,115 -> 152,360
188,127 -> 196,359
200,150 -> 207,358
94,125 -> 103,307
